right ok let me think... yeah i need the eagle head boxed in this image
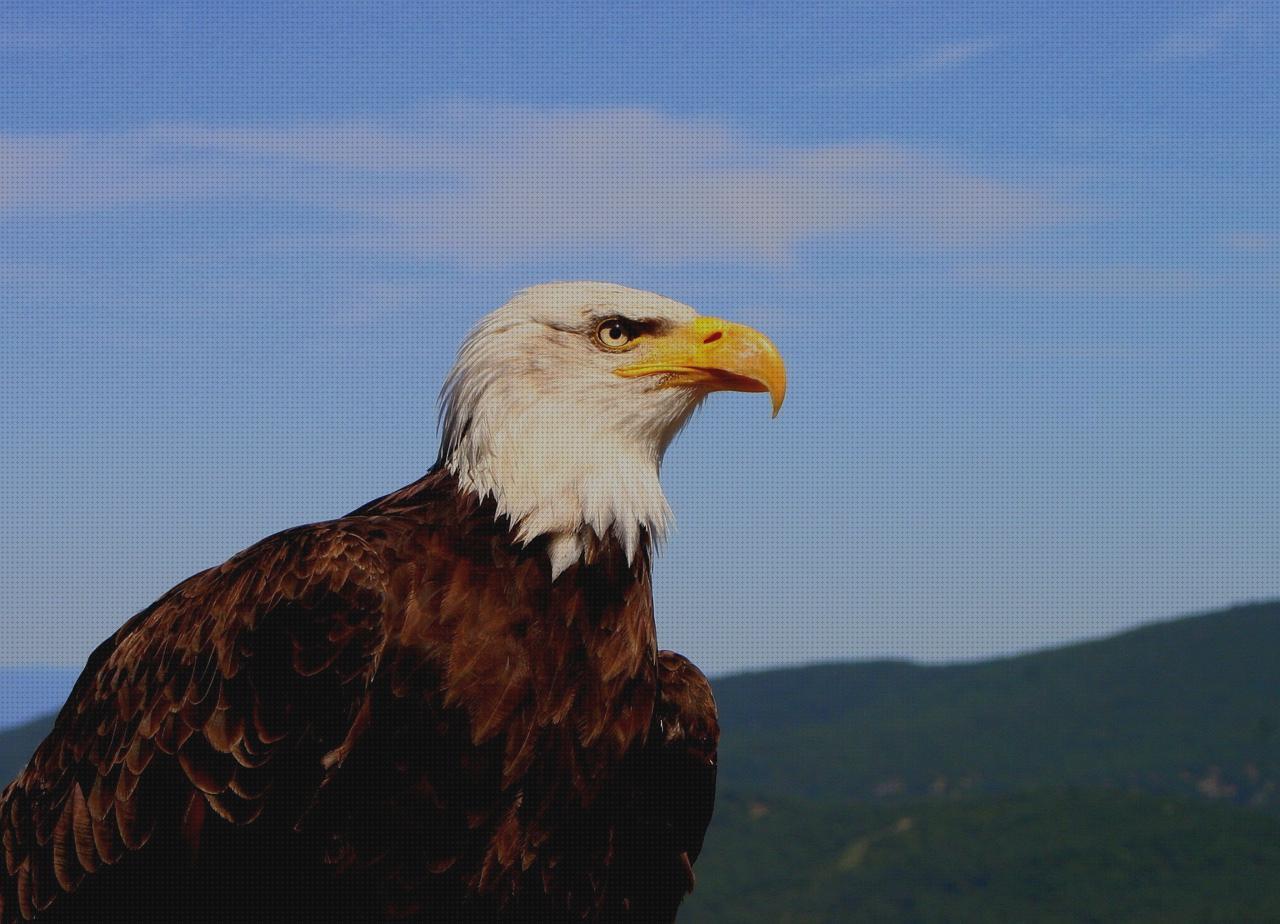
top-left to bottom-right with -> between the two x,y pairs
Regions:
439,282 -> 786,577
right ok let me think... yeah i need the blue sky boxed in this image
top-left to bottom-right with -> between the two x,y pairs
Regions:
1,1 -> 1278,677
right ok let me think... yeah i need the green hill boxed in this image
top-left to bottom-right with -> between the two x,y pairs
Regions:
0,715 -> 58,784
714,601 -> 1280,807
682,789 -> 1280,923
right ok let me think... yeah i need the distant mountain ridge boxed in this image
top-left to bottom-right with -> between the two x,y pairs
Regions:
0,666 -> 80,731
0,716 -> 55,788
687,600 -> 1280,921
713,601 -> 1280,809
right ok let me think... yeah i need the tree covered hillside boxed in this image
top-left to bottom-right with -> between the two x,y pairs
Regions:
714,602 -> 1280,807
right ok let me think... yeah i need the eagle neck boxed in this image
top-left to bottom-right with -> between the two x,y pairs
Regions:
442,438 -> 672,582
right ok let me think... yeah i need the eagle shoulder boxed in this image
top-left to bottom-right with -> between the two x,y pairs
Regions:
603,650 -> 719,921
0,520 -> 397,922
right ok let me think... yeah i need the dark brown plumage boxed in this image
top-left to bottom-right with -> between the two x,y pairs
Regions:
0,468 -> 718,922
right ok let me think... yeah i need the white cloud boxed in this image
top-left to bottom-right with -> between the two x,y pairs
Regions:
1,103 -> 1073,267
953,261 -> 1200,294
0,26 -> 59,46
0,133 -> 243,213
1221,230 -> 1278,252
818,39 -> 998,89
1144,6 -> 1242,63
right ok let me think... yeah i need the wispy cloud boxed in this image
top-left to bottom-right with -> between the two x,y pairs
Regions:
817,39 -> 997,89
0,134 -> 242,213
1221,230 -> 1278,252
0,26 -> 60,46
953,261 -> 1200,294
1144,6 -> 1243,63
1,102 -> 1074,267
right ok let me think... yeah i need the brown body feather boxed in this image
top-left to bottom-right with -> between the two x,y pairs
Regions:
0,469 -> 718,922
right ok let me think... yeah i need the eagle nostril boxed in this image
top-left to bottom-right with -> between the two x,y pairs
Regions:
702,331 -> 723,344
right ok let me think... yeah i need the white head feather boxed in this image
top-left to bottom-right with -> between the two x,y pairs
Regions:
439,282 -> 707,578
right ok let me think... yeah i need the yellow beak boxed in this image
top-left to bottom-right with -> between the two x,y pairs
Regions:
615,316 -> 787,416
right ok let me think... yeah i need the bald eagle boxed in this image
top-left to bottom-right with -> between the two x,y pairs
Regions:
0,283 -> 785,922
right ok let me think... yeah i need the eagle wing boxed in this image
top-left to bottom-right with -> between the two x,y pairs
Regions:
0,522 -> 391,922
608,650 -> 719,921
654,650 -> 719,867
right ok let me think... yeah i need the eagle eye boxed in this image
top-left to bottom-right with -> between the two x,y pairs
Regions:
595,317 -> 637,350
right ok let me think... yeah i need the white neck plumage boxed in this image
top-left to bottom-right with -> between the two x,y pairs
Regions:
440,366 -> 703,580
